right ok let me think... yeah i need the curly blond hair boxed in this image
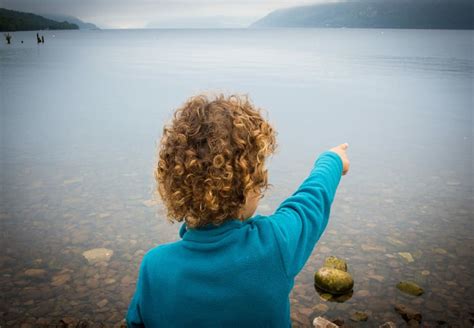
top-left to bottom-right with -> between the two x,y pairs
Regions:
154,93 -> 277,229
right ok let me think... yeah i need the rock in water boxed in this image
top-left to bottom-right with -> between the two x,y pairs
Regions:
82,248 -> 114,264
396,281 -> 424,296
394,303 -> 422,322
313,316 -> 339,328
314,267 -> 354,295
350,311 -> 368,322
323,256 -> 348,272
398,252 -> 415,263
24,269 -> 47,278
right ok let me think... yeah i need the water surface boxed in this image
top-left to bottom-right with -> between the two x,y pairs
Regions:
1,28 -> 473,326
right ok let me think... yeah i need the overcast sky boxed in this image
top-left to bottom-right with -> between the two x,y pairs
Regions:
0,0 -> 341,29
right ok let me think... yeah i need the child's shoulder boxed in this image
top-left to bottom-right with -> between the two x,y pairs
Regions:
141,240 -> 182,264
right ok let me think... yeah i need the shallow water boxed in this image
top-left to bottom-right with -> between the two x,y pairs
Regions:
1,28 -> 473,326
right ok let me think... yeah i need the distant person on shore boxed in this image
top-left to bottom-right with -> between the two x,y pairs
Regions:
36,33 -> 41,44
126,93 -> 350,327
4,33 -> 12,44
41,35 -> 44,43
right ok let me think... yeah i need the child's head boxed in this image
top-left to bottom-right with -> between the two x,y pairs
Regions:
155,93 -> 277,229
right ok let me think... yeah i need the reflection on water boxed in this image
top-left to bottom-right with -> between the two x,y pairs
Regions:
1,28 -> 473,326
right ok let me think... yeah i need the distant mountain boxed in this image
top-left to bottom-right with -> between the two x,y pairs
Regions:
42,14 -> 99,30
251,0 -> 474,29
0,8 -> 79,31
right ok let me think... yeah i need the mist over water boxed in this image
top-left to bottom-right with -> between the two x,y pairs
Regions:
1,28 -> 473,325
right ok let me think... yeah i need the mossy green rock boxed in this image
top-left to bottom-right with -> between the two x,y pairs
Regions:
396,281 -> 424,296
314,267 -> 354,295
323,256 -> 348,272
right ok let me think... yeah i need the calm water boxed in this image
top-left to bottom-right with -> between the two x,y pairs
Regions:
1,29 -> 473,326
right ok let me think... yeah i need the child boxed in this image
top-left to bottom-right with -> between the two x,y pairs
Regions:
126,93 -> 349,327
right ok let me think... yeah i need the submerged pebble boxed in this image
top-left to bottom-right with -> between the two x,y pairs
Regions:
396,281 -> 424,296
82,248 -> 114,264
350,311 -> 369,322
394,303 -> 422,323
398,252 -> 415,263
313,316 -> 339,328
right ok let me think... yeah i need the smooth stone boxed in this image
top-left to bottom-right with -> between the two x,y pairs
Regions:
24,269 -> 47,278
420,270 -> 430,276
51,274 -> 71,287
97,299 -> 108,308
394,304 -> 422,322
82,248 -> 114,264
313,316 -> 339,328
368,274 -> 385,282
314,267 -> 354,295
323,256 -> 347,272
398,252 -> 415,263
396,281 -> 424,296
379,322 -> 397,328
350,311 -> 368,322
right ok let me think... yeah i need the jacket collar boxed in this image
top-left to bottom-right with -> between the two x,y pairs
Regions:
179,218 -> 246,241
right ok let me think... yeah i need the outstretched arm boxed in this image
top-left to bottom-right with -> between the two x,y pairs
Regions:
267,143 -> 350,279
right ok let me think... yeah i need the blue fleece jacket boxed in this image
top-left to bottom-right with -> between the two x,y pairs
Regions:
126,151 -> 343,327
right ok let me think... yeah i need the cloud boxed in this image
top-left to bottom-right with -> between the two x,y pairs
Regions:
0,0 -> 336,28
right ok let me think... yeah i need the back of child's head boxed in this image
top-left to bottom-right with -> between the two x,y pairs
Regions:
155,93 -> 277,229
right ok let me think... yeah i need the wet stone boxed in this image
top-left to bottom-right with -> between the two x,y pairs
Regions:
323,256 -> 347,272
97,299 -> 108,308
398,252 -> 415,263
368,274 -> 385,282
51,273 -> 71,287
350,311 -> 369,322
313,316 -> 339,328
24,269 -> 47,278
82,248 -> 114,264
394,303 -> 422,323
396,281 -> 424,296
314,267 -> 354,295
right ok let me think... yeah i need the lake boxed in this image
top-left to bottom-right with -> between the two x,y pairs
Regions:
1,28 -> 473,326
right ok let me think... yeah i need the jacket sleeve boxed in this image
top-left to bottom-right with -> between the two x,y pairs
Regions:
126,255 -> 148,328
267,151 -> 343,279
